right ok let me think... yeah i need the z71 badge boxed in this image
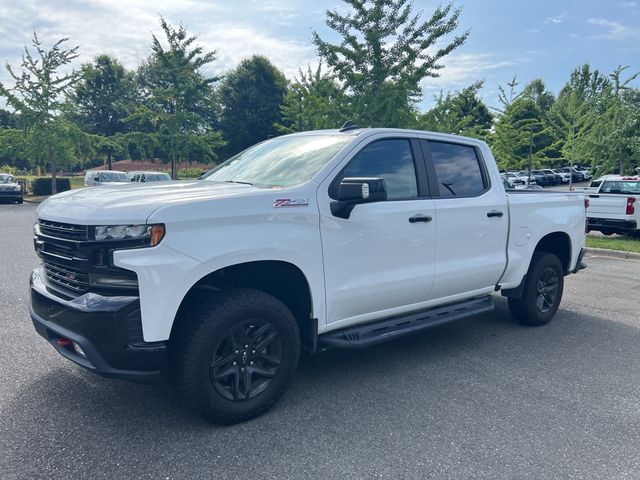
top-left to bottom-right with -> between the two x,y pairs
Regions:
273,198 -> 309,208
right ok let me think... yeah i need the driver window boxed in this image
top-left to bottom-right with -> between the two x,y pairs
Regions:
337,139 -> 418,200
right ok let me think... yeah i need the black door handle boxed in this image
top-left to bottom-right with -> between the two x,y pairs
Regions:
409,214 -> 432,223
487,210 -> 504,218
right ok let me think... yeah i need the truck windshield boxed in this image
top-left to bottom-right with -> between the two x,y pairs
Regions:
600,180 -> 640,194
100,172 -> 128,182
0,174 -> 15,183
202,135 -> 352,188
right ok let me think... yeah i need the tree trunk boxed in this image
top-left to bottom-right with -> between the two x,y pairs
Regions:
49,144 -> 57,195
171,155 -> 177,180
107,148 -> 113,170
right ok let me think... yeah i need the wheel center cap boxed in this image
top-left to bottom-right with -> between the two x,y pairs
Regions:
241,351 -> 248,365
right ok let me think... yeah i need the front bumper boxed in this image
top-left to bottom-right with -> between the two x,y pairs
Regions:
587,217 -> 637,234
30,268 -> 167,383
0,190 -> 22,200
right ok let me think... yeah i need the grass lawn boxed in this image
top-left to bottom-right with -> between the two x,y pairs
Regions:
69,176 -> 84,189
586,235 -> 640,253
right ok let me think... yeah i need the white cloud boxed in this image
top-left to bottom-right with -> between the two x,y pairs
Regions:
618,1 -> 638,8
588,18 -> 640,39
421,53 -> 522,92
0,0 -> 318,94
200,24 -> 315,78
545,13 -> 567,24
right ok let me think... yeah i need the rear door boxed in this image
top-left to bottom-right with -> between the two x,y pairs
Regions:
421,139 -> 508,299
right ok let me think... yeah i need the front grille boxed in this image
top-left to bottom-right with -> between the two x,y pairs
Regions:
35,218 -> 141,297
44,261 -> 90,294
39,220 -> 88,241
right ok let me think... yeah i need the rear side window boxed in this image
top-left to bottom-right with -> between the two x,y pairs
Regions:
600,180 -> 640,194
337,139 -> 418,200
429,142 -> 487,197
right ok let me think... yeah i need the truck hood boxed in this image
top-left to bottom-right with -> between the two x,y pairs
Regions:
37,181 -> 255,224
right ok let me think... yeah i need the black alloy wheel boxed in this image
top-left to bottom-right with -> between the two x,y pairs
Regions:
509,252 -> 564,326
535,267 -> 559,314
172,288 -> 300,424
210,320 -> 283,401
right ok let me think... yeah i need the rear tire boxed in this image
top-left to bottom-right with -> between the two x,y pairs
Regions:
171,288 -> 300,424
508,252 -> 564,326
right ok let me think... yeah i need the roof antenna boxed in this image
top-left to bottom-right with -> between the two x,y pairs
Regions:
340,120 -> 361,132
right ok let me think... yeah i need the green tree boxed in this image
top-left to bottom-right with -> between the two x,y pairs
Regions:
68,55 -> 136,169
218,55 -> 287,156
278,62 -> 349,133
545,65 -> 607,184
600,66 -> 640,175
0,109 -> 18,129
417,80 -> 492,139
133,17 -> 222,178
491,78 -> 556,171
312,0 -> 468,127
0,34 -> 83,192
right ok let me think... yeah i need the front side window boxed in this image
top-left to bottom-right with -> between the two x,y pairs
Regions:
336,139 -> 418,200
429,142 -> 487,197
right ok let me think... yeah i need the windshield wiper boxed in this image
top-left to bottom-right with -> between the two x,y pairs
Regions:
223,180 -> 254,186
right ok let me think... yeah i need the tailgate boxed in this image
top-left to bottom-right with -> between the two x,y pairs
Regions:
587,194 -> 629,220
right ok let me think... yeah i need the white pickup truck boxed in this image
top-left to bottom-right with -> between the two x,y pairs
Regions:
584,175 -> 640,237
30,127 -> 587,423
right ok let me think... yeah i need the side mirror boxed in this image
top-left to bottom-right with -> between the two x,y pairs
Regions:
331,177 -> 387,219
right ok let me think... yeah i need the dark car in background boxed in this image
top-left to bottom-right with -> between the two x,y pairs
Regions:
519,170 -> 547,186
0,173 -> 23,204
532,170 -> 557,186
558,167 -> 584,182
541,169 -> 564,184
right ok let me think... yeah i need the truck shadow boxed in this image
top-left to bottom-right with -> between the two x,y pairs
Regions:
4,298 -> 640,477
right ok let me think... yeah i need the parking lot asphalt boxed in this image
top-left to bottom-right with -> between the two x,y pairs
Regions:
1,202 -> 640,480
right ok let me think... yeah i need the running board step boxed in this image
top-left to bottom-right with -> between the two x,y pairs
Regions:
319,295 -> 495,349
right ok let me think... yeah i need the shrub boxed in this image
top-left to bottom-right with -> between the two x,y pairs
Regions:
31,177 -> 72,196
177,167 -> 211,179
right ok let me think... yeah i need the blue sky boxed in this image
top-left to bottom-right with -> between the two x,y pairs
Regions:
0,0 -> 639,111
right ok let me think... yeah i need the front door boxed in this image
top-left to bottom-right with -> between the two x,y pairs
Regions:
318,136 -> 437,330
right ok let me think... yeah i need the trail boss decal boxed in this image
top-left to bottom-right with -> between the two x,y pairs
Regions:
273,198 -> 309,208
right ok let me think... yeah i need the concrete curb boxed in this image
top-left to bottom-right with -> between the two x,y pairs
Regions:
585,247 -> 640,261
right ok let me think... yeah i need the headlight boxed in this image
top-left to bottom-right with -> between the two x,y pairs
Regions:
94,223 -> 165,246
14,185 -> 21,191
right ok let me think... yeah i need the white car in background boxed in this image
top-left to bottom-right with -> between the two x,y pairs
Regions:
84,170 -> 129,186
128,171 -> 172,183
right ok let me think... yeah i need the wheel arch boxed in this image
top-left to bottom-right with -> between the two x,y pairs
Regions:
533,231 -> 572,274
171,260 -> 317,351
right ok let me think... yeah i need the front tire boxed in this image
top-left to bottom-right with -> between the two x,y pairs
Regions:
508,252 -> 564,326
171,288 -> 300,424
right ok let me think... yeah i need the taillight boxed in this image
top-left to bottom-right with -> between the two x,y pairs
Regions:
627,197 -> 636,215
584,198 -> 589,210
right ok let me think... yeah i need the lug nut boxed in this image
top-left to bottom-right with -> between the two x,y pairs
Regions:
250,361 -> 254,365
241,367 -> 245,372
232,361 -> 237,366
234,350 -> 239,354
244,344 -> 249,348
252,350 -> 255,354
